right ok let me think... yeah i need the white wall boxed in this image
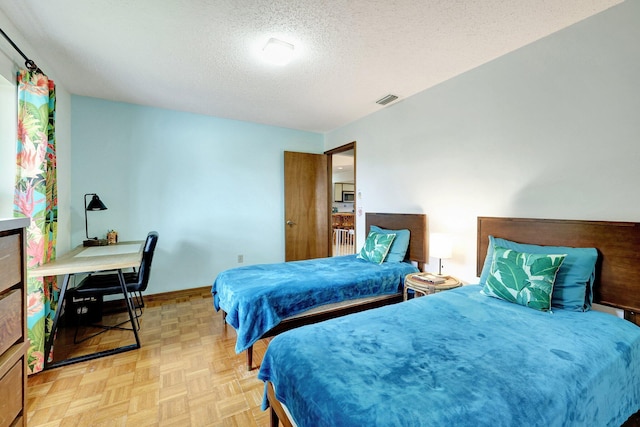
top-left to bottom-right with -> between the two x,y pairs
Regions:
326,1 -> 640,283
71,96 -> 323,294
0,9 -> 72,253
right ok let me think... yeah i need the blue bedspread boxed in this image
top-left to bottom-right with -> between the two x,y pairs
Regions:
212,255 -> 417,353
259,285 -> 640,426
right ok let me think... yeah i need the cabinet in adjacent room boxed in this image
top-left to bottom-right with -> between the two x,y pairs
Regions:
333,182 -> 355,202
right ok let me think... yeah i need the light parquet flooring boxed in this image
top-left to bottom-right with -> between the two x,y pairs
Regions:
25,286 -> 640,427
26,287 -> 272,427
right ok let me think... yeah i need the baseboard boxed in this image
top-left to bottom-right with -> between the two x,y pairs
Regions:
145,286 -> 212,304
103,286 -> 212,311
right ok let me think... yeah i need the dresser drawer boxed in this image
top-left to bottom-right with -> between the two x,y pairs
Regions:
0,290 -> 22,357
0,358 -> 23,427
0,234 -> 21,294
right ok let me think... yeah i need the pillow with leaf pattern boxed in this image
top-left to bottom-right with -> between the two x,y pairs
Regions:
357,231 -> 397,264
479,236 -> 597,311
481,246 -> 566,311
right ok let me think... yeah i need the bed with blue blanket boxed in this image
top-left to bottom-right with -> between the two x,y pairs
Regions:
259,217 -> 640,426
212,212 -> 427,369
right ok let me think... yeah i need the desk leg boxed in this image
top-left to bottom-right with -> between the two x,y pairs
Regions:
118,269 -> 141,348
43,273 -> 71,370
44,269 -> 142,370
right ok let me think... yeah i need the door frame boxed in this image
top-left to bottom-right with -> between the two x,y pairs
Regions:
324,141 -> 356,254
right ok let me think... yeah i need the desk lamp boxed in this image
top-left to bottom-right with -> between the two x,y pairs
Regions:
430,233 -> 453,276
83,193 -> 108,247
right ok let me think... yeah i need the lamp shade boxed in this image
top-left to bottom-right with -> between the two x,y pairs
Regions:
84,193 -> 108,245
430,233 -> 453,260
86,194 -> 107,211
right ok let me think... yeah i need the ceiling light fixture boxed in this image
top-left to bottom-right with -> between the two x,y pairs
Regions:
263,38 -> 294,66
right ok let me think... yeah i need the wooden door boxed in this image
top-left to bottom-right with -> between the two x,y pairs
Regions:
284,151 -> 330,261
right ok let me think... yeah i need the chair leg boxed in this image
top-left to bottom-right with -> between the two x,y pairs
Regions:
137,291 -> 145,314
137,291 -> 145,309
129,292 -> 141,330
121,292 -> 141,331
73,295 -> 143,344
131,291 -> 144,319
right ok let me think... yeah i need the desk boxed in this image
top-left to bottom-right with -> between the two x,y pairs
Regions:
29,241 -> 143,370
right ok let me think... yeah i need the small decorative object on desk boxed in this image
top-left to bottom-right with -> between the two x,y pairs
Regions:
106,230 -> 118,245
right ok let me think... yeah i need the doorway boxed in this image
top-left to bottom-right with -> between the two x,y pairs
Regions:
283,142 -> 356,261
325,142 -> 355,257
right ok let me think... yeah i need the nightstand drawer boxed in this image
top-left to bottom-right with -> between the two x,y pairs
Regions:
0,234 -> 21,294
0,358 -> 23,427
0,290 -> 22,356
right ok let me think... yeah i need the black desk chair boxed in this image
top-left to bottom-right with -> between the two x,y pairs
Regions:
68,231 -> 159,343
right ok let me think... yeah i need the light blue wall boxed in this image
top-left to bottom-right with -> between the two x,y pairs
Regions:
71,97 -> 323,293
326,1 -> 640,283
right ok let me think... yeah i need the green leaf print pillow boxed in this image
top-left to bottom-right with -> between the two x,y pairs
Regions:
481,246 -> 566,311
357,231 -> 397,264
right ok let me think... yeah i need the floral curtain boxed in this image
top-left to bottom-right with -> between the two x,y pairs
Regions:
14,70 -> 58,375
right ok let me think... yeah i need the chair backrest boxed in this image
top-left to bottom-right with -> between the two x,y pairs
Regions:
135,231 -> 159,292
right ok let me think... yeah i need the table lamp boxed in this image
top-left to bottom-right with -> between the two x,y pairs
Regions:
430,233 -> 453,276
83,193 -> 108,247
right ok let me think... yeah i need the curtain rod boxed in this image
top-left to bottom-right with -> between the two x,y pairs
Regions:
0,27 -> 44,74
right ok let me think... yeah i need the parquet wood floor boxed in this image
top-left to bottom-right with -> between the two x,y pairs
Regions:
26,287 -> 271,427
27,286 -> 640,427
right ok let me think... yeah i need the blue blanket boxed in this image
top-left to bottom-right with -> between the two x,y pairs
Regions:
212,255 -> 418,353
259,285 -> 640,426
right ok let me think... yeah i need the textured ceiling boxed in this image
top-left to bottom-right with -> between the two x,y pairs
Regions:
0,0 -> 622,133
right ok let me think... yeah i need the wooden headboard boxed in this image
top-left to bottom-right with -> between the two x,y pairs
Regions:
477,217 -> 640,322
366,213 -> 428,269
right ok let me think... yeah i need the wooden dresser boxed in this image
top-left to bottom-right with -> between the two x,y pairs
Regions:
0,217 -> 29,427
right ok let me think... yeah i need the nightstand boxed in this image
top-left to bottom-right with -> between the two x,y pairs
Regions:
403,273 -> 462,301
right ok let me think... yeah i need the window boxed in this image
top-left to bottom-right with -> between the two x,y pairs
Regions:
0,73 -> 16,217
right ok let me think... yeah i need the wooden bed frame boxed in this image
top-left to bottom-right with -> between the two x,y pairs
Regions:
267,216 -> 640,427
224,212 -> 428,370
477,216 -> 640,324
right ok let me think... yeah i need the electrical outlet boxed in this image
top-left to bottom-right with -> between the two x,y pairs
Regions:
237,254 -> 244,263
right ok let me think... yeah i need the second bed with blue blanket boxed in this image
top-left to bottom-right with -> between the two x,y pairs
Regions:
213,254 -> 418,353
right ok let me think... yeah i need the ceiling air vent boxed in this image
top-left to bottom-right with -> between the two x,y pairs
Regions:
376,94 -> 398,106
